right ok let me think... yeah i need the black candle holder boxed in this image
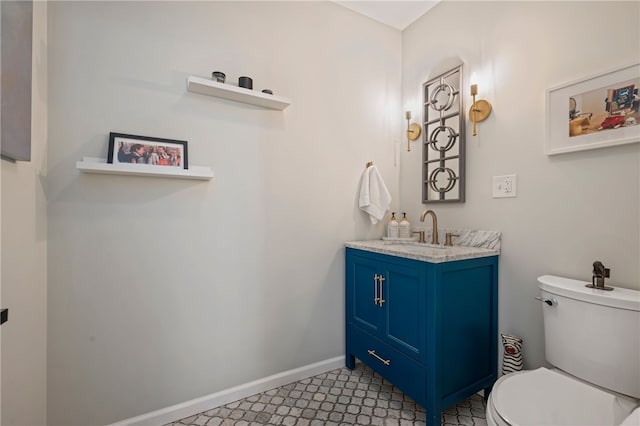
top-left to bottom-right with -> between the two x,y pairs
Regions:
211,71 -> 226,83
239,76 -> 253,90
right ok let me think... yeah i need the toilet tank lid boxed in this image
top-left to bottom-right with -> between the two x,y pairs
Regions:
538,275 -> 640,311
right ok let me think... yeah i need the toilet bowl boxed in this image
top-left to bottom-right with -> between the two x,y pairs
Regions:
487,368 -> 639,426
487,275 -> 640,426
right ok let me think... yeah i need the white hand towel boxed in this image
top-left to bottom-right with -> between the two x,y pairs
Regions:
359,165 -> 392,224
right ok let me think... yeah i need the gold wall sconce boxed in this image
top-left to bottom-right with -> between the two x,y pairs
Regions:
405,111 -> 422,151
469,84 -> 492,136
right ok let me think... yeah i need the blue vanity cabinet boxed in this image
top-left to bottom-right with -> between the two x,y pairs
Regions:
345,247 -> 499,426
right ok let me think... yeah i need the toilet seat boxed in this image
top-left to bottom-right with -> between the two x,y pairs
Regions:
488,367 -> 639,426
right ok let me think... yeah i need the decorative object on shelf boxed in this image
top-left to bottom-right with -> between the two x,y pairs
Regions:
187,76 -> 291,110
501,333 -> 524,375
211,71 -> 226,83
261,89 -> 273,95
545,62 -> 640,155
108,132 -> 188,170
405,111 -> 422,152
238,76 -> 253,89
422,64 -> 465,203
469,84 -> 492,136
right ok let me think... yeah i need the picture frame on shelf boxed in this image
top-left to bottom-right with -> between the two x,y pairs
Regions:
545,63 -> 640,155
108,132 -> 188,170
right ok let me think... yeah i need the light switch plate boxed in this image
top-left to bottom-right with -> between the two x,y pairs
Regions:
493,174 -> 517,198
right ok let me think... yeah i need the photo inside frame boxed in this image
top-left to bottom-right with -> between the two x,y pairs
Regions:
568,78 -> 639,138
113,139 -> 183,167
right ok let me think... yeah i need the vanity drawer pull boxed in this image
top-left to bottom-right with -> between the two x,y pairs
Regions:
367,349 -> 391,366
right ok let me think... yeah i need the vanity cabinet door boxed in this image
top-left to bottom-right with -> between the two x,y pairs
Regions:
381,260 -> 426,362
346,253 -> 383,336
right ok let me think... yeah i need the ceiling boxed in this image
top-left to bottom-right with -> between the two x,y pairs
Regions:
334,1 -> 440,30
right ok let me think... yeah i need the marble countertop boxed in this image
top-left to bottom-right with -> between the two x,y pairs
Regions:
345,229 -> 500,264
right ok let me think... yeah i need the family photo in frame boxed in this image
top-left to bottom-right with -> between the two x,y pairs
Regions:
107,132 -> 188,169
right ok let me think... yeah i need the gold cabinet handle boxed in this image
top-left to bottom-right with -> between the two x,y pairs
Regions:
367,349 -> 390,366
378,275 -> 385,307
373,274 -> 380,304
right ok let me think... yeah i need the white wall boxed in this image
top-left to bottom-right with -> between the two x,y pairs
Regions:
400,1 -> 640,368
1,1 -> 48,425
46,2 -> 400,424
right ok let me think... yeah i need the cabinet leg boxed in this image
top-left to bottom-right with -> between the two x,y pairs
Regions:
345,353 -> 355,370
426,400 -> 442,426
425,410 -> 441,426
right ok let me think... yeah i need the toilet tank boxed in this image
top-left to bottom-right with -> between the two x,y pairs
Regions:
538,275 -> 640,399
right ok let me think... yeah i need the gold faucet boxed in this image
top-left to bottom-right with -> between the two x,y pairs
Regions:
420,210 -> 439,245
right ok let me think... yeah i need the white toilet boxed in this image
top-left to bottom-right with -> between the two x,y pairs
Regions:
487,275 -> 640,426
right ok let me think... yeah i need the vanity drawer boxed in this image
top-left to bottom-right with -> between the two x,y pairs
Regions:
348,325 -> 426,405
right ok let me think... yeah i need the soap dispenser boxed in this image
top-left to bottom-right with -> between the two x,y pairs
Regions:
399,212 -> 411,239
387,212 -> 399,239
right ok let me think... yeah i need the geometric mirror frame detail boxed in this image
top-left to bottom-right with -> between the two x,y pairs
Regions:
422,65 -> 465,203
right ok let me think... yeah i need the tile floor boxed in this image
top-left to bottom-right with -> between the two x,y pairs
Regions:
168,362 -> 488,426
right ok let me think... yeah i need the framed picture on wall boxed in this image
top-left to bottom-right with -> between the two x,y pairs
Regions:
545,63 -> 640,155
107,133 -> 188,170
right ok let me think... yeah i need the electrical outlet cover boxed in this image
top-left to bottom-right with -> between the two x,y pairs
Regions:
493,174 -> 517,198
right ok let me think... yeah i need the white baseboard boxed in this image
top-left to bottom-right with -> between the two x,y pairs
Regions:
109,356 -> 345,426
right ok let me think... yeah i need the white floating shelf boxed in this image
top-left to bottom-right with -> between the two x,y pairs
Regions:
187,75 -> 291,110
76,157 -> 213,180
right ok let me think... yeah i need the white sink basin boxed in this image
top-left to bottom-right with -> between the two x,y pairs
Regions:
383,241 -> 447,249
